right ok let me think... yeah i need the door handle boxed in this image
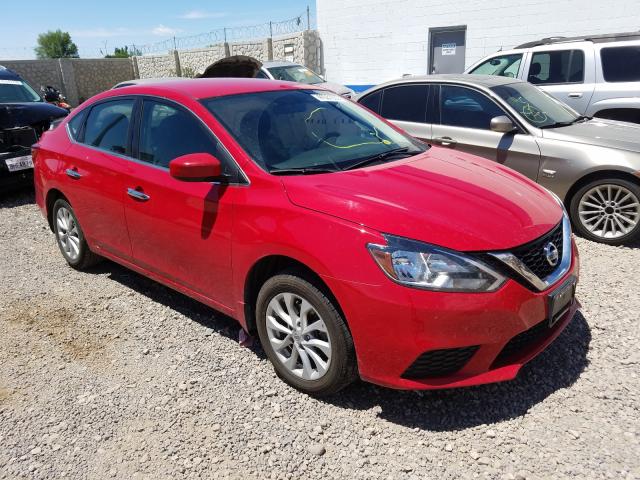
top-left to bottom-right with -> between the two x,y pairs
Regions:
433,136 -> 457,147
568,92 -> 583,98
127,188 -> 150,202
65,168 -> 81,179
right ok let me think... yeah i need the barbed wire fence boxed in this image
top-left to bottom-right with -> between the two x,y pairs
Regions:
0,8 -> 312,60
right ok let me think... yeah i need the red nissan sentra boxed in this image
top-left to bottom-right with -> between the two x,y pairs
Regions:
33,79 -> 580,395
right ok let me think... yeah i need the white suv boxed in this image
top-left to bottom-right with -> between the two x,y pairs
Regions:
465,31 -> 640,123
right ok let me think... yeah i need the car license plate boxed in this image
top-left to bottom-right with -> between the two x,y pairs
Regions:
548,276 -> 576,327
5,155 -> 33,172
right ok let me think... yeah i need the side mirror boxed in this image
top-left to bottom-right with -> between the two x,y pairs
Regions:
169,153 -> 224,182
490,115 -> 517,133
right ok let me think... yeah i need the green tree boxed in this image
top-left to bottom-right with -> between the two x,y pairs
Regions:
105,46 -> 141,58
34,30 -> 79,59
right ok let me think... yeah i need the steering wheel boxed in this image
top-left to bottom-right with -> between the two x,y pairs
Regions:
314,131 -> 340,148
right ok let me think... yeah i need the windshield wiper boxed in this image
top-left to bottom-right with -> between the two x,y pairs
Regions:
343,147 -> 417,171
539,115 -> 592,129
269,167 -> 340,176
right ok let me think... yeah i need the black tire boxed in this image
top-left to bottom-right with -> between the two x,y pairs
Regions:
52,199 -> 101,270
569,178 -> 640,245
255,270 -> 357,396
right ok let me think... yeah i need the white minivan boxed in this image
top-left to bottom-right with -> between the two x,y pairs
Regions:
465,31 -> 640,123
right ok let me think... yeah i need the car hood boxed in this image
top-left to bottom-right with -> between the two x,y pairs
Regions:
282,147 -> 562,252
0,102 -> 68,129
318,81 -> 354,96
542,118 -> 640,153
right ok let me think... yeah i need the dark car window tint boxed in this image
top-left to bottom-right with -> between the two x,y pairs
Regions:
528,50 -> 584,84
359,90 -> 382,114
139,100 -> 222,169
380,85 -> 429,123
440,85 -> 504,130
83,99 -> 134,154
254,70 -> 269,79
601,46 -> 640,82
67,110 -> 86,141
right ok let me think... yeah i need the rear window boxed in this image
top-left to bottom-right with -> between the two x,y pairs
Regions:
83,99 -> 134,155
601,46 -> 640,82
380,85 -> 429,123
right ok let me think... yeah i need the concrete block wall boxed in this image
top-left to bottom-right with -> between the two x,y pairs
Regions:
136,54 -> 177,79
178,45 -> 227,77
317,0 -> 640,85
2,58 -> 134,106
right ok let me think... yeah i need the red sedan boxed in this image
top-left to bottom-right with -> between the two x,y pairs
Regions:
33,79 -> 579,395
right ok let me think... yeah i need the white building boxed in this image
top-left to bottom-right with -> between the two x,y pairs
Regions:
317,0 -> 640,87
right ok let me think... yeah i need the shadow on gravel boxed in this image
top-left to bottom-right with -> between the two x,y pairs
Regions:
85,260 -> 266,359
324,311 -> 591,431
0,188 -> 35,208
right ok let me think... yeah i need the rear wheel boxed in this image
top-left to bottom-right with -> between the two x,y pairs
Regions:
570,178 -> 640,245
52,199 -> 101,269
255,271 -> 357,396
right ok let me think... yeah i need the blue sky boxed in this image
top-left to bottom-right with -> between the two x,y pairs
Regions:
0,0 -> 316,59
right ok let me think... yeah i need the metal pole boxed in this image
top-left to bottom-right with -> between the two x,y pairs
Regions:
307,6 -> 310,31
173,36 -> 177,50
269,21 -> 273,39
224,28 -> 227,43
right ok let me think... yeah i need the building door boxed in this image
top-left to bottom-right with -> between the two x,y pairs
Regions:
429,27 -> 466,74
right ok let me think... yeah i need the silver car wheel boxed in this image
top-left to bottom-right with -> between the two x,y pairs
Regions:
265,292 -> 332,381
578,184 -> 640,239
56,207 -> 81,261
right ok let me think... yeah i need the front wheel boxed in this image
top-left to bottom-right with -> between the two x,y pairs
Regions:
255,271 -> 357,396
570,178 -> 640,245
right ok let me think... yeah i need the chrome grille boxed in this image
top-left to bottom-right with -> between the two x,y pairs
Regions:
511,222 -> 564,280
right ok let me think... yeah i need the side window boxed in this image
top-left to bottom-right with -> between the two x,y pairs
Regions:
528,50 -> 584,85
601,46 -> 640,82
254,70 -> 269,79
83,99 -> 134,154
67,110 -> 86,141
138,100 -> 226,170
359,90 -> 382,114
440,85 -> 505,130
380,84 -> 429,123
469,54 -> 523,78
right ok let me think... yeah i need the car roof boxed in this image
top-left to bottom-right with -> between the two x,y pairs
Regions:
514,30 -> 640,49
261,61 -> 302,68
360,74 -> 521,94
0,66 -> 22,81
109,77 -> 315,99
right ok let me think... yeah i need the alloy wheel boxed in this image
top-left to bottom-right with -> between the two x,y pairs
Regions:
265,292 -> 332,381
578,184 -> 640,239
56,206 -> 81,261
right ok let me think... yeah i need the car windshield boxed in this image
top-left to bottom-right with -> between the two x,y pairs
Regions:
490,82 -> 579,128
266,65 -> 325,85
203,89 -> 426,174
469,53 -> 523,78
0,79 -> 42,103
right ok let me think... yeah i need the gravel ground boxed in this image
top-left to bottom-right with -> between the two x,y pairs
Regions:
0,189 -> 638,480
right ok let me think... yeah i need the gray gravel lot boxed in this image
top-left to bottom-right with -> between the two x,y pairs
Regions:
0,189 -> 639,480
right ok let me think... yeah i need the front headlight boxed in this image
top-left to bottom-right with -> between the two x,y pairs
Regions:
367,235 -> 506,292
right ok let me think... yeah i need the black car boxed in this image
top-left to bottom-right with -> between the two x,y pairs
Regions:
0,66 -> 68,192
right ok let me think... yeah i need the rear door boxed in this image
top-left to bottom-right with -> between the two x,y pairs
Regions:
524,46 -> 595,114
431,84 -> 541,181
122,97 -> 238,309
60,98 -> 134,259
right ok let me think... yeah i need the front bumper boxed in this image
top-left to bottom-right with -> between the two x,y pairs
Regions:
325,238 -> 580,390
0,150 -> 34,192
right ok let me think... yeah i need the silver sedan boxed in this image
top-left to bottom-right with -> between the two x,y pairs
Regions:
357,74 -> 640,245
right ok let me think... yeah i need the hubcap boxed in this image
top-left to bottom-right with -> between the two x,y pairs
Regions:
56,207 -> 81,261
265,292 -> 331,381
578,184 -> 640,239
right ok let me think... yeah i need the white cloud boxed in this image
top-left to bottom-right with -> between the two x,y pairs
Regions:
179,10 -> 227,20
151,24 -> 182,36
71,27 -> 132,38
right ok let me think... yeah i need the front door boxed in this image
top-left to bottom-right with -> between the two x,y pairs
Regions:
122,98 -> 237,309
431,84 -> 541,181
429,28 -> 466,74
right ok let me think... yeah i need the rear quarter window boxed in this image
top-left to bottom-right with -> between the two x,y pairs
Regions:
601,46 -> 640,82
358,90 -> 382,113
